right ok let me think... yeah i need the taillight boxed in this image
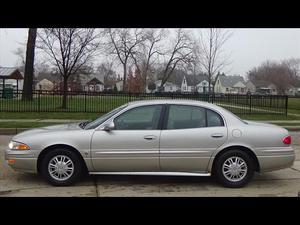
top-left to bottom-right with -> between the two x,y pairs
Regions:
283,136 -> 291,145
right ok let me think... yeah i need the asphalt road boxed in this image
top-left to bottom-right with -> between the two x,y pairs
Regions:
1,133 -> 300,197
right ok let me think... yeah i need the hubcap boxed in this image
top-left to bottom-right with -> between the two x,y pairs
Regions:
48,155 -> 74,181
222,156 -> 247,182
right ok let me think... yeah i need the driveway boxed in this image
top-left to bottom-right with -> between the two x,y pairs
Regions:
1,133 -> 300,197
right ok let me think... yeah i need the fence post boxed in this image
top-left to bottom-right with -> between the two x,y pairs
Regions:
285,95 -> 288,116
38,90 -> 41,112
84,91 -> 87,112
249,94 -> 252,114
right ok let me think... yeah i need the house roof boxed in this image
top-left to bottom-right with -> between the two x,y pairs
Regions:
251,80 -> 276,88
86,77 -> 103,85
218,75 -> 245,87
36,73 -> 61,83
0,67 -> 23,79
183,75 -> 208,86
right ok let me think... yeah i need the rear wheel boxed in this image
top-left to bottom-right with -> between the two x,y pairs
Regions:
213,149 -> 255,188
40,148 -> 84,186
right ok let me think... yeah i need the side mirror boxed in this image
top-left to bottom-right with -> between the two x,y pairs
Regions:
103,121 -> 115,132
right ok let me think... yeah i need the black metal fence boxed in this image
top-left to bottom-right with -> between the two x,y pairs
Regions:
0,90 -> 288,115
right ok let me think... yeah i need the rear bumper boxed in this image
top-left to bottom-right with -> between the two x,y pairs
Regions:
256,146 -> 295,172
5,149 -> 38,173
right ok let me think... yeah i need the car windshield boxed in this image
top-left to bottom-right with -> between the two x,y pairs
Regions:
84,104 -> 128,130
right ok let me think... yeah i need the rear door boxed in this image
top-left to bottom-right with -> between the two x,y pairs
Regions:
159,104 -> 227,172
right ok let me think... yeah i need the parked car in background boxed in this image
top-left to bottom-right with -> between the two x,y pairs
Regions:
5,100 -> 295,188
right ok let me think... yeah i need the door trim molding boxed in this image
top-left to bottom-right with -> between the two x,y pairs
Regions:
89,171 -> 211,176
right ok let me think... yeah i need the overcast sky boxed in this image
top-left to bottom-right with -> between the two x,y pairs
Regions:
1,28 -> 300,77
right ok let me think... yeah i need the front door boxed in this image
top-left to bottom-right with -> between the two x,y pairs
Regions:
160,104 -> 227,172
91,104 -> 163,172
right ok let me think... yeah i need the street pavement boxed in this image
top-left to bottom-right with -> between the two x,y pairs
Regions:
0,132 -> 300,197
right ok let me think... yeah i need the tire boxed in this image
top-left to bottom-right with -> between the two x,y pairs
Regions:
213,149 -> 255,188
40,148 -> 84,186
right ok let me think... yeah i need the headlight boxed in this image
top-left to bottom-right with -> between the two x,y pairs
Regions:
8,141 -> 30,150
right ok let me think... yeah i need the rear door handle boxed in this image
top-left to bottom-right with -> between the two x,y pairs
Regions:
211,133 -> 224,138
144,135 -> 157,140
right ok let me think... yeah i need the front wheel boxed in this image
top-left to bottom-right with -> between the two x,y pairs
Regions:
40,148 -> 84,186
213,150 -> 255,188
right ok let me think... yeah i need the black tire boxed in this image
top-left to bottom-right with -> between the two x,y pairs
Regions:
40,148 -> 84,186
213,149 -> 255,188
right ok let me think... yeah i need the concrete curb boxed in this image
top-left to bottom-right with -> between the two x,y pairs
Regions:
0,128 -> 30,135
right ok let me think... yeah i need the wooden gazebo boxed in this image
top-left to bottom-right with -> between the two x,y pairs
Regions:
0,67 -> 24,92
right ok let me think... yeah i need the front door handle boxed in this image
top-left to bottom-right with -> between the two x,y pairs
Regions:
211,133 -> 224,138
144,135 -> 157,140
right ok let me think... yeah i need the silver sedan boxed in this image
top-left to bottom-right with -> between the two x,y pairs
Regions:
5,100 -> 295,188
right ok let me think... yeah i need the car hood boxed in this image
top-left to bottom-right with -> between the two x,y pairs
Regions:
13,123 -> 82,139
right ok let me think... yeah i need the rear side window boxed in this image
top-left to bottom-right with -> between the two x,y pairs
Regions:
167,105 -> 206,129
207,109 -> 224,127
166,105 -> 224,129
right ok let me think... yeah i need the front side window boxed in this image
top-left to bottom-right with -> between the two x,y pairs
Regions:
114,105 -> 162,130
166,105 -> 224,129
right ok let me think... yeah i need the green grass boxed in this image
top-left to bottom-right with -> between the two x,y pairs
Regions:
288,97 -> 300,110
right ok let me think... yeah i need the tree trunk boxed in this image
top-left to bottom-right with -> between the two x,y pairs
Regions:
22,28 -> 37,101
123,64 -> 127,92
62,76 -> 68,109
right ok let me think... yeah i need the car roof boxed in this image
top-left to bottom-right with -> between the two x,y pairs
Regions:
127,99 -> 220,109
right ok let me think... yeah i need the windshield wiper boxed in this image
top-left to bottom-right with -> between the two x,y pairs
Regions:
79,121 -> 91,129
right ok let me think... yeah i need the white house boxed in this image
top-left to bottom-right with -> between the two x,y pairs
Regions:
214,75 -> 246,94
179,75 -> 211,93
115,80 -> 124,91
83,77 -> 104,92
35,78 -> 54,91
146,80 -> 178,93
195,79 -> 210,93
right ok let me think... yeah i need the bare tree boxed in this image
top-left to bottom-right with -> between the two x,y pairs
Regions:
22,28 -> 37,101
247,59 -> 299,94
97,61 -> 117,88
105,28 -> 146,90
13,47 -> 26,71
37,28 -> 100,108
159,29 -> 194,91
197,28 -> 232,93
130,29 -> 165,92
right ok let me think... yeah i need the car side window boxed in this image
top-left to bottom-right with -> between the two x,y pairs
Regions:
166,105 -> 206,129
207,109 -> 224,127
114,105 -> 162,130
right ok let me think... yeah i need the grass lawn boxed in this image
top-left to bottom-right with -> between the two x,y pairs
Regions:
0,95 -> 299,128
288,97 -> 300,110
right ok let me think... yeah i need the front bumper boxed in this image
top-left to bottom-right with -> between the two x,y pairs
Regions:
256,146 -> 295,172
5,149 -> 38,173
